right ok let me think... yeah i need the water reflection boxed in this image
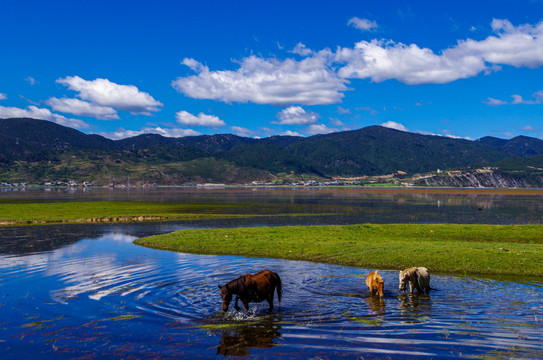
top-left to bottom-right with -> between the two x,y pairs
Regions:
3,187 -> 543,225
0,222 -> 542,358
215,318 -> 282,356
365,295 -> 386,315
397,294 -> 433,323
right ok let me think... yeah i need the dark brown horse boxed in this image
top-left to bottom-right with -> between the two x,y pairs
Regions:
218,270 -> 282,312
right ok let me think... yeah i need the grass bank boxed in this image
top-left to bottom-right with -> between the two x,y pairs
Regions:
0,201 -> 335,226
134,224 -> 543,277
0,201 -> 255,225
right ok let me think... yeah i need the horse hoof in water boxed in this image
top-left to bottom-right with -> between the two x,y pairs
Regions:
218,270 -> 282,312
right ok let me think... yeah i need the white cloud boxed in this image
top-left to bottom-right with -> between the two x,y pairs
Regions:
175,110 -> 226,127
99,126 -> 200,140
281,130 -> 303,137
230,126 -> 256,137
484,90 -> 543,105
348,17 -> 378,31
0,105 -> 89,129
381,121 -> 409,132
511,94 -> 536,105
171,18 -> 543,110
483,97 -> 508,106
181,58 -> 207,73
57,76 -> 163,114
357,105 -> 379,115
290,42 -> 314,56
304,123 -> 338,135
337,19 -> 543,85
25,76 -> 37,86
336,39 -> 486,84
336,106 -> 351,114
0,93 -> 6,100
466,19 -> 543,68
46,97 -> 119,120
417,129 -> 472,140
275,106 -> 319,125
172,54 -> 348,106
521,125 -> 536,132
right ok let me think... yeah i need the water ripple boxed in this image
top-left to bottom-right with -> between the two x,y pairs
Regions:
1,228 -> 542,359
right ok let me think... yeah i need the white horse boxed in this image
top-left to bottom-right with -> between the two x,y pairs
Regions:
399,267 -> 431,294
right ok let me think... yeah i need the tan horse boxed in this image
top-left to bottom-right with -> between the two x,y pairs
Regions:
219,269 -> 282,312
365,271 -> 384,297
399,267 -> 431,294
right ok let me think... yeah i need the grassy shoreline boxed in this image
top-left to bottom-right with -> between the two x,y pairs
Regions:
0,201 -> 242,226
0,200 -> 336,226
134,224 -> 543,277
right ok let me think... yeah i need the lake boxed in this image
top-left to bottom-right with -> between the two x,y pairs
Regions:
1,187 -> 542,359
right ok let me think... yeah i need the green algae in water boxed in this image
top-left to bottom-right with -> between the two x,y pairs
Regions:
347,317 -> 383,327
22,317 -> 64,329
104,314 -> 142,322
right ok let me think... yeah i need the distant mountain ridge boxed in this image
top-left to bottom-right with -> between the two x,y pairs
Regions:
1,117 -> 543,185
477,135 -> 543,157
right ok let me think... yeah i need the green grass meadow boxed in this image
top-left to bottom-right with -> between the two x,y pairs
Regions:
134,224 -> 543,277
0,201 -> 248,225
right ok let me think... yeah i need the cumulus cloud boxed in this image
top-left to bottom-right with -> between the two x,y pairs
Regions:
484,90 -> 543,105
0,105 -> 89,129
336,39 -> 487,84
57,76 -> 163,114
348,17 -> 378,31
0,93 -> 6,100
381,121 -> 409,132
99,126 -> 200,140
275,106 -> 319,125
172,54 -> 348,106
336,19 -> 543,85
465,19 -> 543,68
175,110 -> 226,127
172,18 -> 543,107
46,97 -> 119,120
304,123 -> 338,135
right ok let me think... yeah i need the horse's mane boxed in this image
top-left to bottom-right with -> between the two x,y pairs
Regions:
225,275 -> 246,294
400,267 -> 417,280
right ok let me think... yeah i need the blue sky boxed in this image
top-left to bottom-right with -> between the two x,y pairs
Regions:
1,0 -> 543,141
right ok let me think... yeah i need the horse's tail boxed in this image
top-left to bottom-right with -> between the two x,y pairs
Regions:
275,272 -> 282,303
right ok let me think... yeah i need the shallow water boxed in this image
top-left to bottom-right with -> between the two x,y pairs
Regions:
1,222 -> 542,359
3,186 -> 543,224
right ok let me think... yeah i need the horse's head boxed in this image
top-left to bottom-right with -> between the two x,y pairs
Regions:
376,280 -> 384,297
218,284 -> 233,311
398,271 -> 408,291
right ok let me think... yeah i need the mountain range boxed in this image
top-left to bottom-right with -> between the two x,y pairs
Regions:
1,117 -> 543,186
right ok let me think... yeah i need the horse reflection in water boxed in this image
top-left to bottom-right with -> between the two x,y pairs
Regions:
398,293 -> 433,323
219,270 -> 282,312
365,294 -> 386,315
216,319 -> 282,356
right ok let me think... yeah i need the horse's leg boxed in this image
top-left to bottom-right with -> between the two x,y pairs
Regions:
241,299 -> 249,311
409,282 -> 414,294
234,296 -> 241,311
266,294 -> 274,312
